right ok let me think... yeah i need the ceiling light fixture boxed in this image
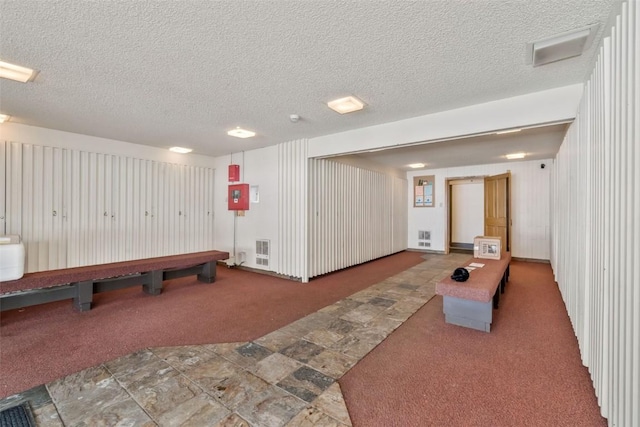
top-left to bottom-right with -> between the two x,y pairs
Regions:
169,146 -> 192,154
408,163 -> 425,168
227,127 -> 256,138
0,114 -> 10,123
496,128 -> 522,135
506,152 -> 526,160
327,96 -> 365,114
526,24 -> 599,67
0,60 -> 38,83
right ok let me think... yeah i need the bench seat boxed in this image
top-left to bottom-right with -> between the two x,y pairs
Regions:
0,250 -> 229,312
435,253 -> 511,332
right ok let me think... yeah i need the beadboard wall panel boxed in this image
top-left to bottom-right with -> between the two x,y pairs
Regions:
277,139 -> 309,281
551,1 -> 638,425
3,141 -> 215,272
308,158 -> 407,279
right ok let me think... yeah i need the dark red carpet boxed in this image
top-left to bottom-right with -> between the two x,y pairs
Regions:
0,251 -> 423,398
339,261 -> 606,426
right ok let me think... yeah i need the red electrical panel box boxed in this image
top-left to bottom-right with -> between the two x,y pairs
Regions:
228,164 -> 240,182
228,184 -> 249,210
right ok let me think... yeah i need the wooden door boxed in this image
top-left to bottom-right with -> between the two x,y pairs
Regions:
484,172 -> 511,252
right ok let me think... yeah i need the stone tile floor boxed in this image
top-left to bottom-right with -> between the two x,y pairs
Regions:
0,253 -> 470,426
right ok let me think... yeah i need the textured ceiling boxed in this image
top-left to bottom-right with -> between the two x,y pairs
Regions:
0,0 -> 616,163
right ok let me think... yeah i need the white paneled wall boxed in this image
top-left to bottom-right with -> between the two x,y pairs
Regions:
308,159 -> 407,279
392,174 -> 408,252
277,139 -> 309,281
2,141 -> 215,272
551,1 -> 638,425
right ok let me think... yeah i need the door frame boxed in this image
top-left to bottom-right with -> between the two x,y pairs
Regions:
445,175 -> 486,254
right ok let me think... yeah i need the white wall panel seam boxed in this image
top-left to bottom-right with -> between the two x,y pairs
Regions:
631,3 -> 639,426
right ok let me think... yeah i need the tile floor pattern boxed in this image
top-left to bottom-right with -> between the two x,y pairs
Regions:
1,253 -> 470,426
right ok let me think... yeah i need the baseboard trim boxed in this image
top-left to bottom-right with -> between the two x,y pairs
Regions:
512,257 -> 551,264
216,261 -> 301,282
406,248 -> 446,254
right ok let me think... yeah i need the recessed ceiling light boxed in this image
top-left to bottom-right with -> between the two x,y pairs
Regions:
506,152 -> 526,160
408,163 -> 425,168
496,128 -> 522,135
0,60 -> 38,83
327,96 -> 365,114
0,114 -> 10,123
169,146 -> 192,154
227,128 -> 256,138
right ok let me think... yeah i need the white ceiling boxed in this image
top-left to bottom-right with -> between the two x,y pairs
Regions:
346,123 -> 569,171
0,0 -> 616,167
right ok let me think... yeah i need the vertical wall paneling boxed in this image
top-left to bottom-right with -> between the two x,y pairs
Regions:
277,139 -> 309,281
0,141 -> 5,235
2,141 -> 216,272
392,176 -> 407,252
61,148 -> 71,268
164,162 -> 173,256
178,164 -> 186,254
150,160 -> 159,257
7,143 -> 21,236
550,1 -> 638,425
307,158 -> 407,279
631,2 -> 639,424
22,144 -> 34,270
157,162 -> 167,256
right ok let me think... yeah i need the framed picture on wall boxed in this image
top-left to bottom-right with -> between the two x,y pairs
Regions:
413,175 -> 435,207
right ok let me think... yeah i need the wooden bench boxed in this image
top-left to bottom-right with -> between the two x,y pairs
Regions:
435,253 -> 511,332
0,250 -> 229,312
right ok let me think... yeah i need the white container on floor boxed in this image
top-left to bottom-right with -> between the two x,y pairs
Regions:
0,235 -> 25,281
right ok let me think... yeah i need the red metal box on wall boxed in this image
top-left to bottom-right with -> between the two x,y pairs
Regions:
228,164 -> 240,182
228,184 -> 249,210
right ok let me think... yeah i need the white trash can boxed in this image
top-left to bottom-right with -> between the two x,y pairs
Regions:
0,235 -> 25,281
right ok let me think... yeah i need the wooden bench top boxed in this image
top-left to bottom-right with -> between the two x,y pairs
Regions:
0,250 -> 229,295
435,253 -> 511,303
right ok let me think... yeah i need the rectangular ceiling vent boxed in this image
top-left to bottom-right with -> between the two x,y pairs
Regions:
418,230 -> 431,248
256,239 -> 270,267
526,23 -> 599,67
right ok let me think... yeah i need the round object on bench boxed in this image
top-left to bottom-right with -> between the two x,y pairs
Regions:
451,267 -> 470,282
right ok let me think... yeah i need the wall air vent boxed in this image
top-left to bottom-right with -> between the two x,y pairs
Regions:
256,239 -> 270,267
418,230 -> 431,248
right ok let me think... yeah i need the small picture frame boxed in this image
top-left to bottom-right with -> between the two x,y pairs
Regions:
473,236 -> 501,260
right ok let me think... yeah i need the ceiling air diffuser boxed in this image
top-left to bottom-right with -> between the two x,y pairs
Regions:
527,23 -> 599,67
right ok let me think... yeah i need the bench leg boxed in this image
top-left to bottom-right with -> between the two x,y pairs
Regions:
197,261 -> 216,283
143,270 -> 163,295
493,285 -> 500,309
500,265 -> 510,293
74,281 -> 93,312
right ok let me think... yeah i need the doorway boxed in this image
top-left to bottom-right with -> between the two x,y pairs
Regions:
445,172 -> 511,254
447,177 -> 485,253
